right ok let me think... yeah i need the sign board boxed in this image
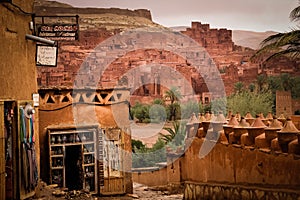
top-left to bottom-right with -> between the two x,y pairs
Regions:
32,93 -> 39,107
36,45 -> 58,67
34,15 -> 79,41
36,24 -> 79,41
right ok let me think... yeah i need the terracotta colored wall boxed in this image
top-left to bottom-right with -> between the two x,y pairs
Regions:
131,157 -> 182,187
38,88 -> 133,193
0,1 -> 37,100
132,168 -> 168,187
0,1 -> 40,198
181,137 -> 300,189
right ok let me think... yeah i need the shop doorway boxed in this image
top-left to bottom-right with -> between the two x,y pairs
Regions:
65,145 -> 83,190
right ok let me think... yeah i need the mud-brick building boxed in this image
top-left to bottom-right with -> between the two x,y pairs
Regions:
0,1 -> 40,199
38,87 -> 133,195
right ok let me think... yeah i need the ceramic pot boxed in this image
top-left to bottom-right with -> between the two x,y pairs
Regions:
202,121 -> 211,136
264,128 -> 281,143
246,127 -> 265,144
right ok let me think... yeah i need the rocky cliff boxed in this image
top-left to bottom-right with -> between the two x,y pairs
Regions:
33,0 -> 162,31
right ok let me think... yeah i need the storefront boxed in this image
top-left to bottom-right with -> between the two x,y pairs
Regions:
1,101 -> 38,200
38,87 -> 132,195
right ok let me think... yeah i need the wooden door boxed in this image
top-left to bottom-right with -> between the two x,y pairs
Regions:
99,128 -> 126,195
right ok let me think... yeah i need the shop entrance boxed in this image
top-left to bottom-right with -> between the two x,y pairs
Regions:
65,145 -> 83,190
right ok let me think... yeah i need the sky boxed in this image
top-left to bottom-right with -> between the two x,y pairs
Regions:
56,0 -> 299,32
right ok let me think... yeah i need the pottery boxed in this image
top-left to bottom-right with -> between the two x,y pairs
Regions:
265,117 -> 283,143
211,111 -> 227,132
202,121 -> 211,136
277,118 -> 300,152
233,117 -> 250,138
247,115 -> 266,143
244,112 -> 255,125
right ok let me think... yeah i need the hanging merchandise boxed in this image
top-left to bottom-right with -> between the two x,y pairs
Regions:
20,105 -> 38,192
20,107 -> 29,191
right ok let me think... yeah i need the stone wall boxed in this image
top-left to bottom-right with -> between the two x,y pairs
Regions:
184,182 -> 300,200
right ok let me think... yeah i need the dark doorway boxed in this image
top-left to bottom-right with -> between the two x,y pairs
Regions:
65,145 -> 83,190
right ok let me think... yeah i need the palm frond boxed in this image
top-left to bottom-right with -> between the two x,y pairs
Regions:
252,30 -> 300,61
290,5 -> 300,22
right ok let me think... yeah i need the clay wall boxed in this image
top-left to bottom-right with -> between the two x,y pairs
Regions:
0,1 -> 37,100
37,29 -> 114,88
276,91 -> 293,117
181,137 -> 300,199
38,88 -> 133,193
182,22 -> 234,55
182,137 -> 300,187
292,99 -> 300,114
132,156 -> 182,187
132,167 -> 168,187
0,1 -> 41,199
37,29 -> 217,100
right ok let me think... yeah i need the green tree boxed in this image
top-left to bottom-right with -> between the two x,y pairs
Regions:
181,100 -> 200,119
234,82 -> 244,93
210,97 -> 227,114
164,87 -> 182,121
131,102 -> 150,123
253,4 -> 300,62
131,138 -> 167,168
159,121 -> 186,148
248,83 -> 256,92
227,91 -> 273,117
279,73 -> 294,91
153,98 -> 164,105
131,139 -> 146,153
255,74 -> 268,93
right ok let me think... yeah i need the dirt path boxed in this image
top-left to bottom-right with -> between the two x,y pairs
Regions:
131,183 -> 183,200
32,182 -> 183,200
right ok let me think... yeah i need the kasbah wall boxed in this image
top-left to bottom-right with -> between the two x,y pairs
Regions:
35,17 -> 299,101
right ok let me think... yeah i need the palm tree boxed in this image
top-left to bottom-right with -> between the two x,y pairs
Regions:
164,87 -> 182,120
253,4 -> 300,62
159,121 -> 186,146
279,73 -> 294,91
255,74 -> 267,93
234,82 -> 244,93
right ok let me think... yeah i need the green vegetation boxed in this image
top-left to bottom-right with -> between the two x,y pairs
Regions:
159,121 -> 186,150
132,138 -> 167,168
164,86 -> 182,121
132,121 -> 187,168
227,91 -> 273,117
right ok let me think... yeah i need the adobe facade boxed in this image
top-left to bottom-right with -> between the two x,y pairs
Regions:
1,1 -> 40,199
34,1 -> 300,99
